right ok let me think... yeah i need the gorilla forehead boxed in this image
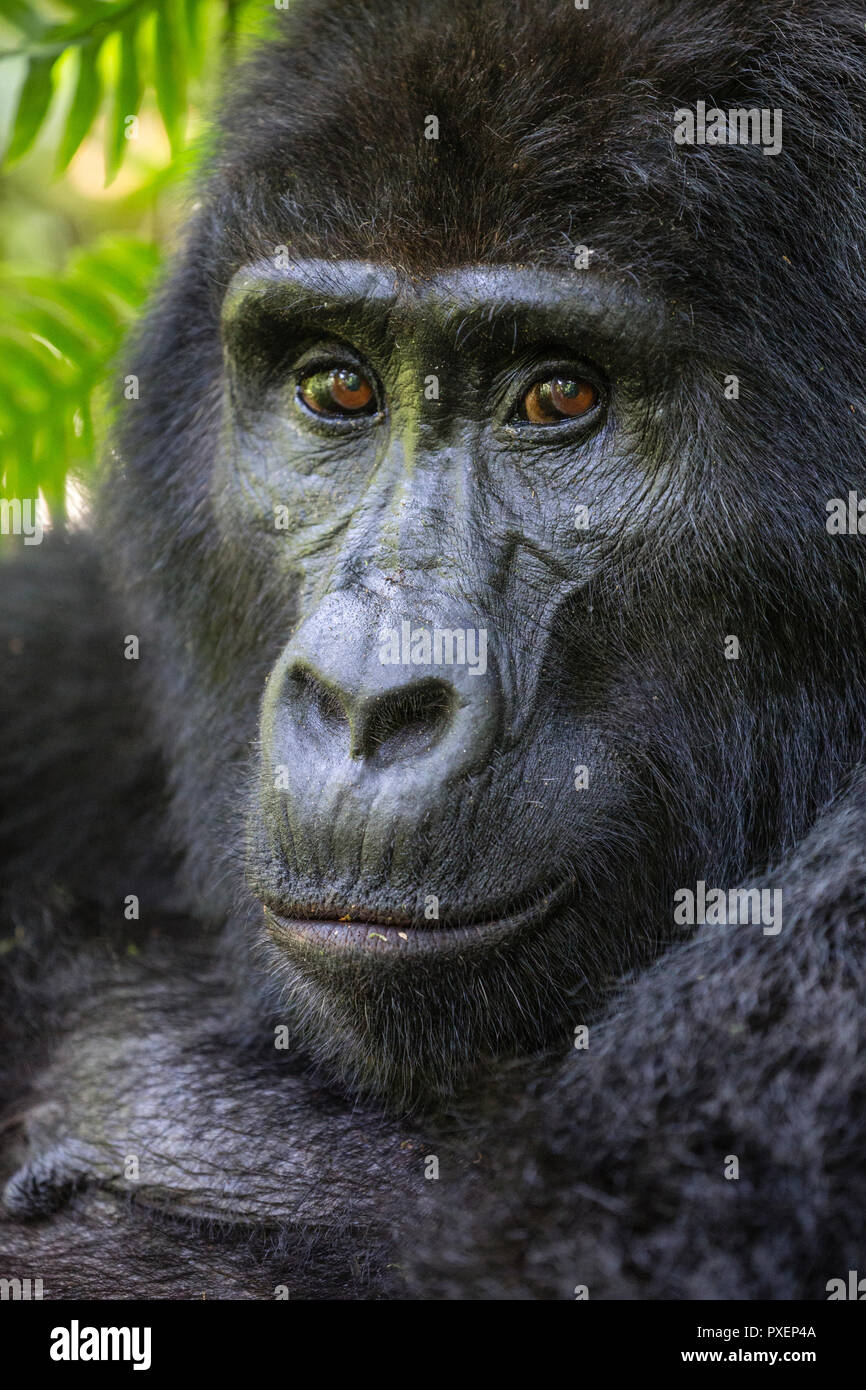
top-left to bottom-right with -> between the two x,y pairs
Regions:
203,0 -> 854,302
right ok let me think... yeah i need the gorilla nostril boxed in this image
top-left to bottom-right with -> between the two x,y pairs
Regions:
288,666 -> 348,736
358,678 -> 456,764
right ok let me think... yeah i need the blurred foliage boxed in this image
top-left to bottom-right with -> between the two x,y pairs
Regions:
0,0 -> 267,513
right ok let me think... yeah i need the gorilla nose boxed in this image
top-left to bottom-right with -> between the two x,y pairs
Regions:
264,591 -> 500,784
289,664 -> 457,765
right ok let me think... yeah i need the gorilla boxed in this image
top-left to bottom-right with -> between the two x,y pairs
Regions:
2,0 -> 866,1301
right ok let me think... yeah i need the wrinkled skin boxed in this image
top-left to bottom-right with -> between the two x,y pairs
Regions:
2,0 -> 866,1298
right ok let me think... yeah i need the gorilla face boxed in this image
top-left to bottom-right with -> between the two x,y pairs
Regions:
111,0 -> 864,1102
209,256 -> 746,1098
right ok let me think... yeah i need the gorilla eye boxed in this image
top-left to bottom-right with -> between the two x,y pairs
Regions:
298,366 -> 376,418
520,376 -> 599,425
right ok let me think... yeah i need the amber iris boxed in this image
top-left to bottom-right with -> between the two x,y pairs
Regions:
299,366 -> 375,416
522,376 -> 598,424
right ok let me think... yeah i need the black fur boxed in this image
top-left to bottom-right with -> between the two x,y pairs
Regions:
2,0 -> 866,1299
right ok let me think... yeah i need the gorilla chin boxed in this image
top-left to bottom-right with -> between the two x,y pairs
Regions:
248,748 -> 655,1106
255,894 -> 612,1106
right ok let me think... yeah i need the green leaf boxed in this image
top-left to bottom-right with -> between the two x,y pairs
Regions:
154,0 -> 187,156
0,238 -> 160,505
5,4 -> 157,57
0,0 -> 45,39
56,38 -> 104,173
23,277 -> 119,342
76,239 -> 160,305
0,339 -> 58,403
184,0 -> 201,48
4,302 -> 93,365
105,19 -> 142,184
34,417 -> 68,514
5,53 -> 56,164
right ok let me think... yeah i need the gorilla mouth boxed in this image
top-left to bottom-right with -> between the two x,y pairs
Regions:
262,880 -> 575,956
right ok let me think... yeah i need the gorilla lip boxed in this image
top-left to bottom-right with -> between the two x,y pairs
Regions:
263,881 -> 574,956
